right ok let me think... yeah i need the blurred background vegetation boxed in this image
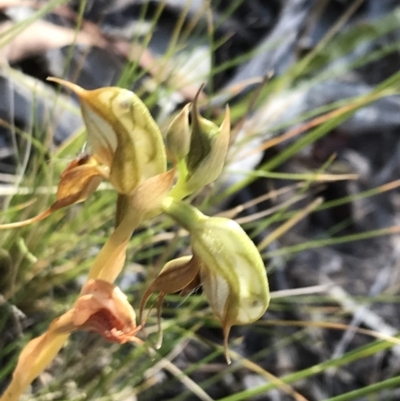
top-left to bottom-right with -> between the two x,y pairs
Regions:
2,0 -> 400,400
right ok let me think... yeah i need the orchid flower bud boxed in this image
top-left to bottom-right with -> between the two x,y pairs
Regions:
184,89 -> 230,194
165,104 -> 191,162
47,77 -> 167,194
162,197 -> 270,362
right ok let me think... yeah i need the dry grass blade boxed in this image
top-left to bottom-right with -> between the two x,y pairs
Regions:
217,182 -> 306,219
270,284 -> 332,298
226,349 -> 310,401
240,97 -> 380,162
143,339 -> 214,401
261,320 -> 400,348
258,197 -> 324,251
235,193 -> 310,225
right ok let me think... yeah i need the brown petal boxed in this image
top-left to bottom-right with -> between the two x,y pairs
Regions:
139,256 -> 200,349
124,168 -> 176,222
52,155 -> 105,209
0,155 -> 105,230
115,169 -> 176,229
139,256 -> 200,323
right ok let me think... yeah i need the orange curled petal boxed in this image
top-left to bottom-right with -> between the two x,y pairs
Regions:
72,279 -> 141,344
139,256 -> 200,349
139,256 -> 200,322
83,308 -> 140,344
52,156 -> 105,210
0,155 -> 105,230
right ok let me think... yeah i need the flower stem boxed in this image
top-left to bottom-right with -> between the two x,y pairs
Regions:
88,211 -> 142,282
162,197 -> 205,231
167,160 -> 190,200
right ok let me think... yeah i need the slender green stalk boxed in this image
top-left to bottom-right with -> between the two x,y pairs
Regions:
324,375 -> 400,401
218,337 -> 400,401
265,225 -> 400,258
162,197 -> 205,230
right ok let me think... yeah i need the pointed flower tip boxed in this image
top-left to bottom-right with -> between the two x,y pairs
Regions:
194,83 -> 206,103
0,209 -> 52,230
183,93 -> 230,194
47,77 -> 86,96
223,327 -> 232,364
221,105 -> 230,132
